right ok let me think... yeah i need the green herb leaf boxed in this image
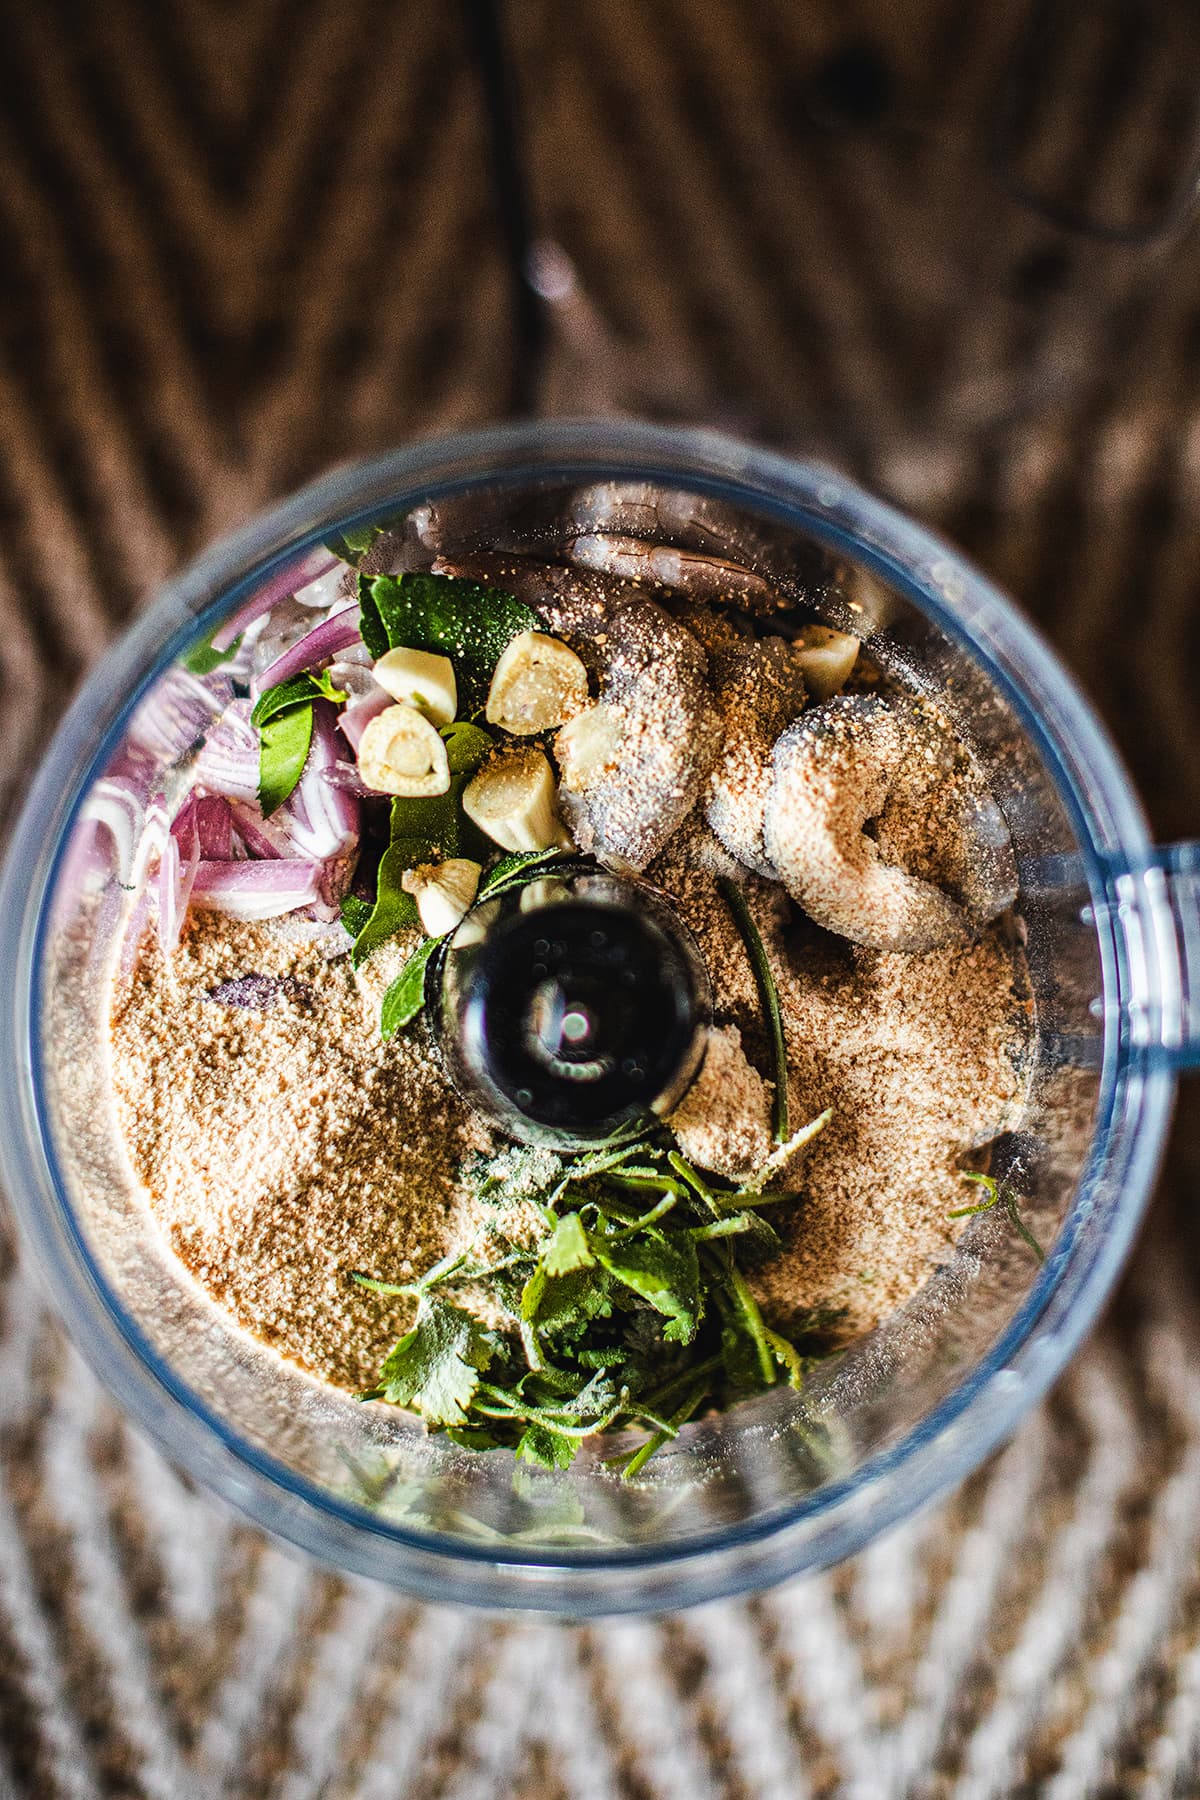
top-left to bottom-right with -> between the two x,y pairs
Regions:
542,1211 -> 595,1277
251,670 -> 347,728
478,848 -> 570,901
350,727 -> 494,968
325,522 -> 383,566
380,936 -> 442,1039
183,633 -> 242,675
340,894 -> 374,938
359,571 -> 538,711
515,1423 -> 578,1471
258,702 -> 313,816
593,1229 -> 701,1345
374,1297 -> 496,1428
717,876 -> 789,1142
353,1123 -> 835,1476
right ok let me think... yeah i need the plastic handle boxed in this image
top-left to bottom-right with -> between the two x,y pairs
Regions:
1107,844 -> 1200,1071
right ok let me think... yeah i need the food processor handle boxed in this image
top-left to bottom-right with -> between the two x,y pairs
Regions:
1111,844 -> 1200,1071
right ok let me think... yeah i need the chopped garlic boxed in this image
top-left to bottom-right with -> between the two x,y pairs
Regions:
462,748 -> 571,852
357,703 -> 450,796
402,859 -> 482,937
372,646 -> 458,726
486,630 -> 588,735
793,627 -> 859,702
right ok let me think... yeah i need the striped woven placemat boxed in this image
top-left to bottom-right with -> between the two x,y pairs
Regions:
2,1 -> 1200,1793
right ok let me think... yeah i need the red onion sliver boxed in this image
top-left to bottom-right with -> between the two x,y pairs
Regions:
192,700 -> 259,804
82,776 -> 150,885
320,761 -> 375,799
286,704 -> 360,861
191,859 -> 325,921
210,548 -> 340,652
229,801 -> 294,860
129,668 -> 228,761
251,601 -> 362,699
340,687 -> 390,753
194,795 -> 234,860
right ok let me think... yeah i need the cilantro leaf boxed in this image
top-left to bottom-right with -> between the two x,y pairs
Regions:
542,1212 -> 594,1277
351,1125 -> 838,1479
515,1424 -> 577,1471
380,935 -> 442,1039
183,633 -> 241,675
359,571 -> 538,711
325,522 -> 383,567
374,1297 -> 496,1427
258,702 -> 313,816
593,1229 -> 701,1344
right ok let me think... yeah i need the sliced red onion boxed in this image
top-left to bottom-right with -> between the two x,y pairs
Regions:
229,800 -> 295,860
320,760 -> 375,799
193,795 -> 234,860
331,640 -> 374,669
119,886 -> 157,982
287,703 -> 360,862
157,811 -> 201,953
340,687 -> 391,753
132,794 -> 173,893
128,668 -> 228,763
251,601 -> 362,699
81,776 -> 151,885
327,652 -> 380,707
190,859 -> 325,920
192,700 -> 260,804
211,547 -> 340,651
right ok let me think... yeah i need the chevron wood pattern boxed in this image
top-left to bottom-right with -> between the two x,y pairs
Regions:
2,0 -> 1200,1794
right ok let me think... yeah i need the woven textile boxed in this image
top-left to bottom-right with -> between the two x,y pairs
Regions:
2,1 -> 1200,1793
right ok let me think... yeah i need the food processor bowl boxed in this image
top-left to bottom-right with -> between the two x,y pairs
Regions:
1,420 -> 1195,1614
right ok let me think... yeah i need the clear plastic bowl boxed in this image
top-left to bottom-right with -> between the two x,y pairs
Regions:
2,420 -> 1196,1614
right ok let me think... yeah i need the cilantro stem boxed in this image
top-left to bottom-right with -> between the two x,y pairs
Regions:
667,1152 -> 724,1219
949,1171 -> 1045,1265
639,1353 -> 724,1418
619,1380 -> 712,1481
690,1214 -> 757,1241
728,1263 -> 778,1386
717,877 -> 789,1142
608,1193 -> 679,1239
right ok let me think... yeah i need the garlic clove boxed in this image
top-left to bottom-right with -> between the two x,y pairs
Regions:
357,703 -> 451,796
792,626 -> 859,702
401,858 -> 482,937
554,701 -> 625,792
485,630 -> 588,735
372,646 -> 458,726
462,748 -> 572,852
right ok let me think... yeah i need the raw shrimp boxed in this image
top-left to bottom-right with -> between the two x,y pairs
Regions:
763,695 -> 1017,954
564,532 -> 784,612
697,613 -> 809,877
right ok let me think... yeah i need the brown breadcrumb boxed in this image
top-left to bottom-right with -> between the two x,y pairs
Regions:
648,827 -> 1028,1339
109,916 -> 492,1391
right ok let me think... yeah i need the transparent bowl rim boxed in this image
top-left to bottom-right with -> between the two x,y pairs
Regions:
0,419 -> 1170,1612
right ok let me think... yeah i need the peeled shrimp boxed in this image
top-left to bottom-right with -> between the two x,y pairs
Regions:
763,695 -> 1017,953
701,621 -> 809,877
564,532 -> 783,612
